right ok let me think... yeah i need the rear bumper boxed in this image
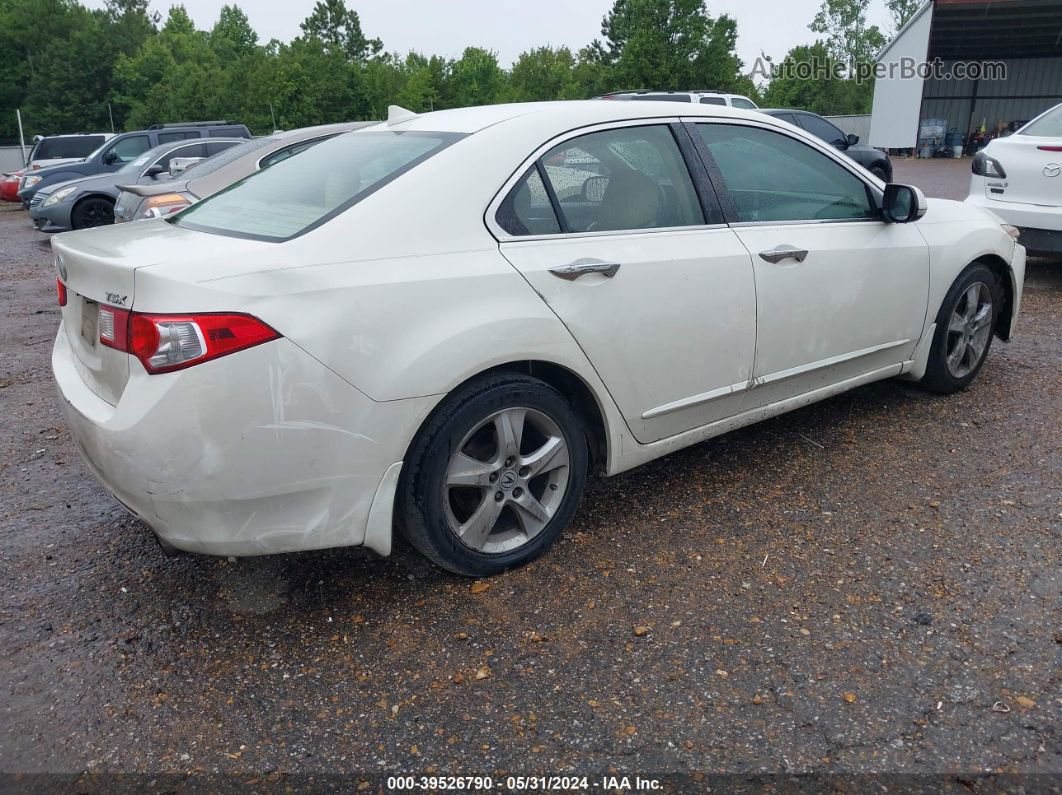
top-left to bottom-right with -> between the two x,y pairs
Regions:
53,326 -> 433,556
965,193 -> 1062,254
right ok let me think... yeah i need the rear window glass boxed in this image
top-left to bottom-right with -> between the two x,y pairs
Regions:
31,135 -> 106,160
1020,105 -> 1062,137
173,130 -> 462,241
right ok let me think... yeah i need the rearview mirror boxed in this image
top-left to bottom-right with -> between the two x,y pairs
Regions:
881,183 -> 927,223
846,133 -> 859,147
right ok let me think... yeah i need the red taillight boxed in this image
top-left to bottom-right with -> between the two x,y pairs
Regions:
56,279 -> 67,307
98,309 -> 280,374
1037,145 -> 1062,152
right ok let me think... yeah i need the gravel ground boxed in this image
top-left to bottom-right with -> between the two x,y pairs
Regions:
1,159 -> 1059,790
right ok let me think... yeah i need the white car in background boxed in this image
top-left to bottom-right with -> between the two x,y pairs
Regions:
600,90 -> 759,109
966,103 -> 1062,257
51,101 -> 1024,577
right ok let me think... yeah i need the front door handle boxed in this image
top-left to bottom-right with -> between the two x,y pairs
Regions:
548,260 -> 621,281
759,246 -> 809,264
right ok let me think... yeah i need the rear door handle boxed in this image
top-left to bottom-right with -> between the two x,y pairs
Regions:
548,261 -> 621,281
758,246 -> 809,264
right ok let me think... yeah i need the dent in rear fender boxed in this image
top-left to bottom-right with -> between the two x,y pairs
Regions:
56,335 -> 435,556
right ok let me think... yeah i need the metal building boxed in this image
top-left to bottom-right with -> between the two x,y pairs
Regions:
869,0 -> 1062,151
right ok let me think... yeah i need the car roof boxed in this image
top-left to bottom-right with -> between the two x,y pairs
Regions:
370,100 -> 768,135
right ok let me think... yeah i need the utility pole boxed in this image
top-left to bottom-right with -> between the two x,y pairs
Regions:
108,103 -> 115,134
269,101 -> 277,132
16,109 -> 27,165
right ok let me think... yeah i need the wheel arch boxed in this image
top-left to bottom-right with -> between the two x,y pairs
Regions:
71,192 -> 116,225
406,359 -> 612,476
971,253 -> 1015,340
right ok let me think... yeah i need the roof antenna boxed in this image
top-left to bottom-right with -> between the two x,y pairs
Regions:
387,105 -> 418,126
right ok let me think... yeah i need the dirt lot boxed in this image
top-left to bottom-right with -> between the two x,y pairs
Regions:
1,159 -> 1059,789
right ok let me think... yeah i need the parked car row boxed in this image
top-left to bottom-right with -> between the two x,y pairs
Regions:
48,99 -> 1025,578
4,119 -> 376,234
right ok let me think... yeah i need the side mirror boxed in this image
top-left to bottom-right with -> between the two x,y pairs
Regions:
846,133 -> 860,147
102,151 -> 118,165
881,183 -> 927,223
144,163 -> 165,178
582,174 -> 609,202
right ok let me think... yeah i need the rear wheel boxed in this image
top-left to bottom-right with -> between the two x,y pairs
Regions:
71,197 -> 114,229
920,263 -> 1001,393
397,373 -> 588,576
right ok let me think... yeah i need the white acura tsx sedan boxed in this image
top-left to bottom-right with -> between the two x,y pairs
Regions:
51,101 -> 1026,576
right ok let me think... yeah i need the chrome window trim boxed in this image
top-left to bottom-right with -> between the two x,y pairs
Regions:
485,117 -> 711,243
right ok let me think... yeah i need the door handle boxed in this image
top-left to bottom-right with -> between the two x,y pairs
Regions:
758,246 -> 809,264
548,260 -> 621,281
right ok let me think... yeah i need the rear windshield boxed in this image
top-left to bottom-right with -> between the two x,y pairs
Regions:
30,135 -> 106,161
173,130 -> 461,241
178,136 -> 274,179
1019,105 -> 1062,137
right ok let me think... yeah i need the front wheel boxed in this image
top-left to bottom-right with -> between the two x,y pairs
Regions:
71,197 -> 115,229
397,373 -> 588,576
920,263 -> 1001,393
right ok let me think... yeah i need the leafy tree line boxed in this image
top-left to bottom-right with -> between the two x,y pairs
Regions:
0,0 -> 916,144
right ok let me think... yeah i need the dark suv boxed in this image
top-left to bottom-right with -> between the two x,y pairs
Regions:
18,121 -> 251,206
759,109 -> 892,182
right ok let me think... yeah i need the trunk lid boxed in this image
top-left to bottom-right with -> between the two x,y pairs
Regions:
984,136 -> 1062,205
52,219 -> 273,405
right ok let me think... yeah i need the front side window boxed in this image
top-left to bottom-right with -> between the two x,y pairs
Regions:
174,130 -> 461,241
536,125 -> 704,233
107,135 -> 150,163
1020,104 -> 1062,137
259,136 -> 334,169
152,143 -> 207,173
696,124 -> 876,223
797,114 -> 847,147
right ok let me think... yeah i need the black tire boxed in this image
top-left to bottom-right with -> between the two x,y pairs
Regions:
870,165 -> 889,182
397,373 -> 588,577
920,263 -> 1002,394
71,196 -> 115,229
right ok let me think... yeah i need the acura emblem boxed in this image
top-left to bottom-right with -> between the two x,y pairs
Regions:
1045,163 -> 1061,178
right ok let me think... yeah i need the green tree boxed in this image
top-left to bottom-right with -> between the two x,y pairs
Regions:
594,0 -> 746,92
810,0 -> 885,70
447,47 -> 506,107
299,0 -> 381,62
506,47 -> 581,102
211,4 -> 257,58
885,0 -> 921,34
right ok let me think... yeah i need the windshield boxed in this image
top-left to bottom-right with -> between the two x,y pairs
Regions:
30,135 -> 106,162
173,130 -> 462,241
119,149 -> 158,174
178,137 -> 274,179
1019,105 -> 1062,137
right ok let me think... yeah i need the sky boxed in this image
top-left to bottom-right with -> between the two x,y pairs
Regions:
83,0 -> 896,76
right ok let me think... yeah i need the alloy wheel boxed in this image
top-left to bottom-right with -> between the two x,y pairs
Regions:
945,281 -> 993,378
442,407 -> 570,554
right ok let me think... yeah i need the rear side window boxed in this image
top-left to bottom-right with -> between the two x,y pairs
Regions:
31,135 -> 105,160
699,97 -> 726,105
158,131 -> 199,143
730,97 -> 758,110
496,167 -> 560,236
174,130 -> 462,241
696,123 -> 875,223
210,126 -> 249,138
533,125 -> 704,234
